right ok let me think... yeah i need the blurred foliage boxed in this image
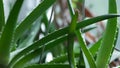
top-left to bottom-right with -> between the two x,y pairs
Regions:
0,0 -> 119,68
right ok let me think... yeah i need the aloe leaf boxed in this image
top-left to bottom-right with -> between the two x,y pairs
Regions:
12,48 -> 41,68
12,50 -> 41,68
82,27 -> 96,33
49,54 -> 68,64
17,22 -> 40,49
9,14 -> 119,67
49,53 -> 79,64
75,31 -> 96,68
14,0 -> 56,42
67,0 -> 74,17
24,64 -> 70,68
96,0 -> 118,68
76,15 -> 119,30
10,28 -> 68,66
0,0 -> 23,67
9,36 -> 67,68
89,38 -> 102,56
0,0 -> 5,31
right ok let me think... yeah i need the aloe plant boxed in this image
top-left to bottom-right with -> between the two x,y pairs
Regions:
96,0 -> 118,68
0,0 -> 119,68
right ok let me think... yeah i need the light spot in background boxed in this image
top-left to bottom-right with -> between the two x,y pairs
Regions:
110,50 -> 120,62
57,18 -> 63,26
47,6 -> 54,23
39,33 -> 44,39
36,0 -> 41,6
45,52 -> 53,62
41,23 -> 46,32
55,5 -> 60,14
115,28 -> 120,50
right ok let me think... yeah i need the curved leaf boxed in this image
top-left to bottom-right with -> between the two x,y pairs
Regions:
0,0 -> 5,31
24,64 -> 70,68
89,38 -> 102,56
0,0 -> 23,66
9,14 -> 119,67
75,31 -> 97,68
14,0 -> 56,41
96,0 -> 118,68
49,53 -> 79,64
10,36 -> 67,68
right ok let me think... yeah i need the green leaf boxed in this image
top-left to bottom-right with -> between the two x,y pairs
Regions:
9,14 -> 119,67
24,64 -> 70,68
96,0 -> 118,68
76,15 -> 119,30
75,31 -> 96,68
49,53 -> 79,64
0,0 -> 23,66
14,0 -> 56,42
67,0 -> 74,17
89,38 -> 102,56
17,22 -> 40,49
49,55 -> 68,64
0,0 -> 5,31
9,36 -> 67,68
81,27 -> 96,33
12,49 -> 41,68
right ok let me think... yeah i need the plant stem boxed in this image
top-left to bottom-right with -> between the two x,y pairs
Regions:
67,0 -> 77,68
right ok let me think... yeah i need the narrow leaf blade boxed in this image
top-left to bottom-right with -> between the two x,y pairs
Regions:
89,38 -> 102,56
25,64 -> 70,68
0,0 -> 23,66
9,14 -> 119,67
96,0 -> 118,68
9,36 -> 67,67
75,31 -> 96,68
14,0 -> 56,41
0,0 -> 5,31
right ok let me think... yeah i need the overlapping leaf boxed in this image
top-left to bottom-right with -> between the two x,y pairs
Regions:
9,14 -> 120,67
